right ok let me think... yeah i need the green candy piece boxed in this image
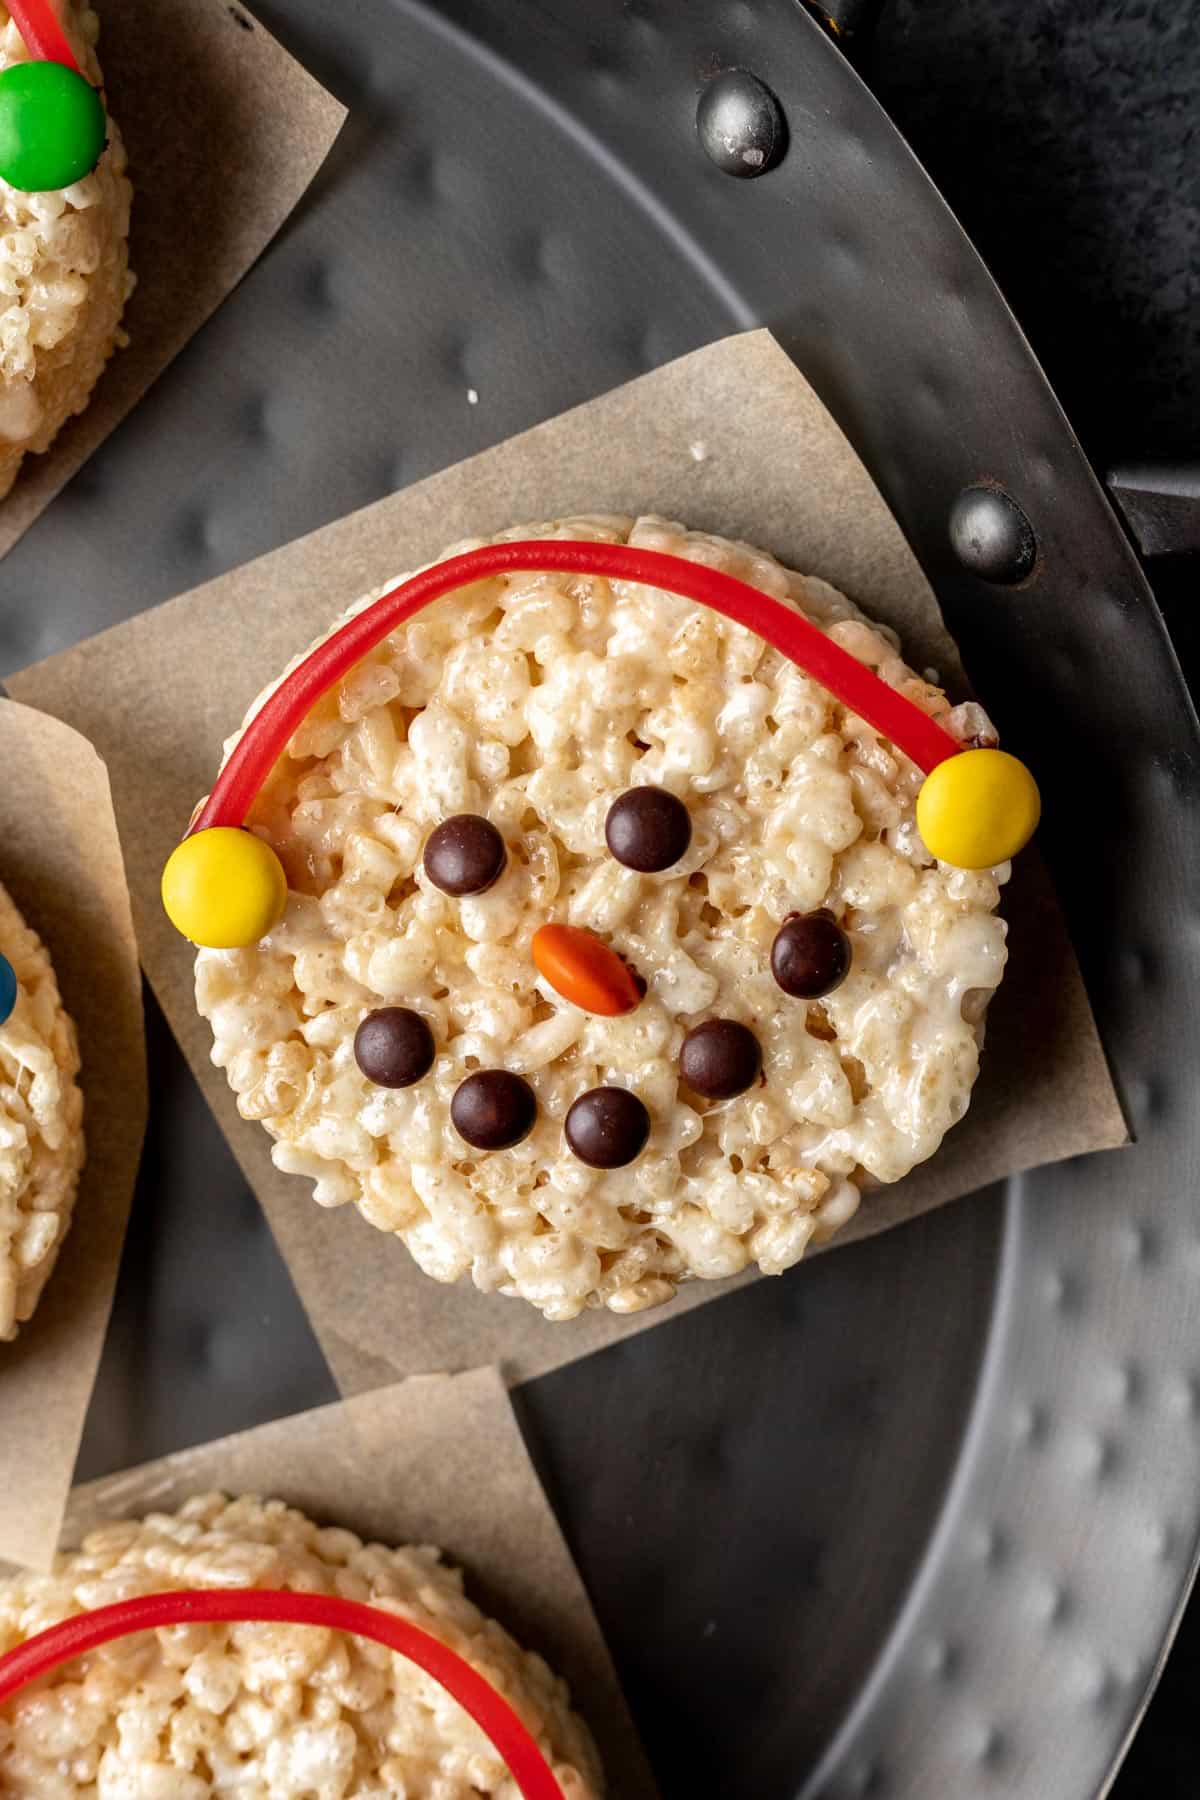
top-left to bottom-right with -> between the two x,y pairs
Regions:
0,60 -> 106,193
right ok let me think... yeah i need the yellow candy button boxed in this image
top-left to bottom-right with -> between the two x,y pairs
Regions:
161,827 -> 288,949
916,748 -> 1041,869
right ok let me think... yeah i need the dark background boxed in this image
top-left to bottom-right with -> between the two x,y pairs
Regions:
865,0 -> 1198,1789
867,0 -> 1199,698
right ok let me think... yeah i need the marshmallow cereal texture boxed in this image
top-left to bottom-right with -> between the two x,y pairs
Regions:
0,1493 -> 603,1797
0,877 -> 84,1341
194,516 -> 1009,1321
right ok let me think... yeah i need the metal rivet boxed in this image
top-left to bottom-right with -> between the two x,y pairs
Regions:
949,485 -> 1037,583
696,70 -> 786,178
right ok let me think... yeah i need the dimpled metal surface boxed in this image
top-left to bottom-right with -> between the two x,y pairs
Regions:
1,2 -> 1196,1797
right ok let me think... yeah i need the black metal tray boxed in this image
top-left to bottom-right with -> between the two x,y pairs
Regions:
3,2 -> 1198,1794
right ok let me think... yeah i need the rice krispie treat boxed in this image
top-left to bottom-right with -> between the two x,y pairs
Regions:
0,1493 -> 603,1798
0,2 -> 133,499
0,878 -> 84,1340
171,517 -> 1037,1321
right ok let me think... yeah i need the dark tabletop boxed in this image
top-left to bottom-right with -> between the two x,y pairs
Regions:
866,0 -> 1198,1789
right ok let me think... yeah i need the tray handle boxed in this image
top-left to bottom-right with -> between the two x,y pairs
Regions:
1107,464 -> 1200,559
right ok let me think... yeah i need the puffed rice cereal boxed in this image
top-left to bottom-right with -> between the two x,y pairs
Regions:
195,515 -> 1009,1320
0,1493 -> 604,1798
0,3 -> 133,499
0,879 -> 84,1340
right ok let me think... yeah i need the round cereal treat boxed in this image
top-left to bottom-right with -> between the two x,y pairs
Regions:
0,1493 -> 604,1798
0,878 -> 84,1340
0,2 -> 133,500
194,516 -> 1009,1321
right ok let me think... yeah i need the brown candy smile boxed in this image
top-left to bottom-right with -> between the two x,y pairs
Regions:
354,1008 -> 436,1088
564,1086 -> 651,1168
451,1069 -> 537,1150
770,910 -> 852,999
679,1018 -> 762,1099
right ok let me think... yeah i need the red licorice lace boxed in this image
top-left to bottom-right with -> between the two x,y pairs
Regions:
191,540 -> 960,835
6,0 -> 81,72
0,1588 -> 566,1800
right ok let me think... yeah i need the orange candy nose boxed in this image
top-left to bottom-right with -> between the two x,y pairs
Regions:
531,923 -> 642,1016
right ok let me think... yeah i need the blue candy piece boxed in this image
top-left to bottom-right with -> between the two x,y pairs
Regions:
0,952 -> 15,1026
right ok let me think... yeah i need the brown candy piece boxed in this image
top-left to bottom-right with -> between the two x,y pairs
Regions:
679,1019 -> 762,1099
353,1008 -> 435,1088
605,785 -> 692,873
564,1086 -> 650,1168
770,910 -> 851,999
423,814 -> 506,896
450,1069 -> 537,1150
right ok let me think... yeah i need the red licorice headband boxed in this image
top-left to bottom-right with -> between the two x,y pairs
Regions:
7,0 -> 80,72
0,1588 -> 566,1800
163,539 -> 1039,948
192,540 -> 960,835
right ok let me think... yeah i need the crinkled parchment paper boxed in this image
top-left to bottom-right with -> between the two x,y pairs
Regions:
0,701 -> 145,1569
54,1368 -> 658,1798
7,331 -> 1127,1395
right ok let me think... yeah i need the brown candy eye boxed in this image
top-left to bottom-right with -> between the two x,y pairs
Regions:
680,1019 -> 762,1099
451,1069 -> 537,1150
770,910 -> 851,999
354,1008 -> 435,1088
605,785 -> 692,873
564,1086 -> 650,1168
424,814 -> 506,896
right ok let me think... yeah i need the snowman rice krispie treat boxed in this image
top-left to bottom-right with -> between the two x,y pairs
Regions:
164,515 -> 1040,1323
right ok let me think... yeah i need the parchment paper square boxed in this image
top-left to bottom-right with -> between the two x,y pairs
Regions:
8,331 -> 1127,1396
59,1369 -> 658,1798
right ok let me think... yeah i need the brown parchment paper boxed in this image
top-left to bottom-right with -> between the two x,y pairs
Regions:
7,330 -> 1128,1396
53,1369 -> 658,1799
0,701 -> 145,1570
0,0 -> 346,558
